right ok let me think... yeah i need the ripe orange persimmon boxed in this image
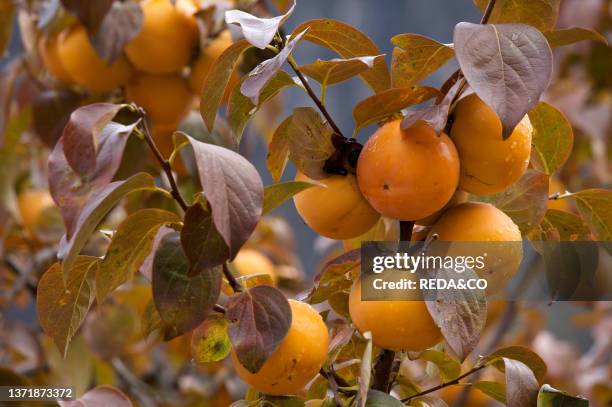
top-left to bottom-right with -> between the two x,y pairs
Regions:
17,189 -> 55,235
357,120 -> 460,221
126,74 -> 193,125
57,25 -> 133,92
189,30 -> 234,95
416,190 -> 469,226
439,385 -> 491,407
231,300 -> 329,395
348,277 -> 442,351
38,35 -> 73,84
450,94 -> 532,196
125,0 -> 198,74
293,172 -> 380,240
430,202 -> 523,294
231,249 -> 278,285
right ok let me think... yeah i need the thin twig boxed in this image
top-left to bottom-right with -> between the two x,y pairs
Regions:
223,263 -> 243,293
286,55 -> 346,138
111,357 -> 159,407
480,0 -> 498,24
401,365 -> 487,404
138,112 -> 189,212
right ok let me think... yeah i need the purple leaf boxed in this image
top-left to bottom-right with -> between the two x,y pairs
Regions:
89,0 -> 144,63
59,385 -> 133,407
177,133 -> 263,259
240,29 -> 307,105
226,285 -> 291,373
60,0 -> 116,35
401,79 -> 463,134
453,23 -> 553,138
31,89 -> 82,148
502,358 -> 539,407
225,0 -> 295,49
152,232 -> 223,338
61,103 -> 128,177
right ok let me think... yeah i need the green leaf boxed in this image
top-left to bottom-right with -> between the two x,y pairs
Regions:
309,249 -> 360,304
537,384 -> 589,407
544,27 -> 608,48
300,55 -> 383,87
58,172 -> 157,279
262,181 -> 319,215
473,381 -> 506,403
475,170 -> 549,233
529,102 -> 574,175
37,257 -> 99,356
483,345 -> 547,384
292,19 -> 391,93
418,350 -> 461,381
390,34 -> 454,87
190,314 -> 231,363
287,107 -> 335,179
200,39 -> 252,132
96,208 -> 180,304
353,86 -> 438,132
266,115 -> 293,182
228,70 -> 296,144
365,390 -> 404,407
473,0 -> 560,31
572,189 -> 611,241
537,209 -> 591,241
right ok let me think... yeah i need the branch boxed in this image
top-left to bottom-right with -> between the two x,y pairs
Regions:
371,349 -> 396,392
286,55 -> 346,138
137,109 -> 189,212
480,0 -> 498,24
223,263 -> 243,293
401,365 -> 487,404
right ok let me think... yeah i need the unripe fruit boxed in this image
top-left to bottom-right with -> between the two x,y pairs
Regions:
231,300 -> 329,395
125,0 -> 198,74
17,189 -> 55,235
429,202 -> 523,294
57,25 -> 133,92
231,249 -> 278,285
293,172 -> 380,240
189,30 -> 233,95
38,35 -> 73,83
357,120 -> 460,221
348,278 -> 442,352
126,74 -> 193,125
450,94 -> 532,196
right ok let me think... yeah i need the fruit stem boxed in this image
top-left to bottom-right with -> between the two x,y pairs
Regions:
223,263 -> 243,293
138,109 -> 189,212
286,54 -> 346,139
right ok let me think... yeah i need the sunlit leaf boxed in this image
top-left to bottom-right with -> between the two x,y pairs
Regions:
483,345 -> 547,383
537,384 -> 589,407
473,381 -> 506,403
96,208 -> 180,303
266,115 -> 293,182
417,350 -> 461,381
454,23 -> 552,138
391,34 -> 454,87
309,249 -> 360,304
544,27 -> 608,48
353,86 -> 438,131
58,172 -> 157,278
240,30 -> 306,105
262,181 -> 319,215
152,232 -> 223,337
529,102 -> 573,175
228,70 -> 296,144
300,55 -> 383,87
175,133 -> 263,258
226,285 -> 291,373
476,170 -> 549,233
473,0 -> 560,31
180,201 -> 229,274
190,315 -> 231,363
572,189 -> 611,241
37,257 -> 99,356
500,358 -> 539,407
225,0 -> 295,49
90,0 -> 144,63
401,79 -> 462,134
536,209 -> 590,241
292,19 -> 391,93
200,39 -> 252,132
287,107 -> 335,180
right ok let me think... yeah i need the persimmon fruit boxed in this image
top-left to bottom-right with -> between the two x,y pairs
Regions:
439,385 -> 491,407
57,25 -> 133,92
357,120 -> 460,221
450,94 -> 532,196
231,300 -> 329,395
348,277 -> 442,352
293,172 -> 380,240
189,30 -> 234,95
38,35 -> 73,84
125,0 -> 198,74
17,189 -> 55,235
231,248 -> 278,285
